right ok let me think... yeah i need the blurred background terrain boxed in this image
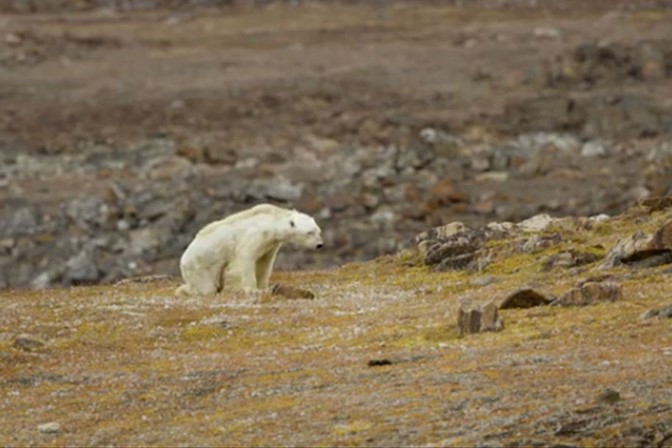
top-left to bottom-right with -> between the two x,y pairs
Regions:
1,0 -> 672,288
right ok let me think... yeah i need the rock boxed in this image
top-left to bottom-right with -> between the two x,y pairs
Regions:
414,222 -> 469,245
637,196 -> 672,213
639,304 -> 672,321
470,275 -> 499,287
204,147 -> 238,165
395,144 -> 435,170
458,300 -> 504,335
270,284 -> 315,300
37,422 -> 61,434
639,309 -> 660,321
518,214 -> 555,232
520,233 -> 562,253
248,177 -> 303,202
500,288 -> 554,309
367,359 -> 393,367
475,172 -> 509,182
602,220 -> 672,268
424,237 -> 479,270
533,26 -> 561,39
64,249 -> 99,285
580,140 -> 607,157
415,220 -> 515,270
596,388 -> 621,405
13,333 -> 46,351
1,206 -> 38,236
425,179 -> 465,209
30,272 -> 51,289
554,282 -> 622,306
542,250 -> 602,271
66,196 -> 109,228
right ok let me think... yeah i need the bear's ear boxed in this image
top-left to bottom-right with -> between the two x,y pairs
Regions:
289,219 -> 295,228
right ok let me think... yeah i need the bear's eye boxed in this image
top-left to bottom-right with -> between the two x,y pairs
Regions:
307,230 -> 315,236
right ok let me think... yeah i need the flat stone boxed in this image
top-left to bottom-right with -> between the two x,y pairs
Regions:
554,282 -> 622,306
13,333 -> 46,351
500,288 -> 553,309
518,213 -> 555,232
271,284 -> 315,300
37,422 -> 61,434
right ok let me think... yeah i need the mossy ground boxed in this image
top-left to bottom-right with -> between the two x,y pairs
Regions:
2,209 -> 672,446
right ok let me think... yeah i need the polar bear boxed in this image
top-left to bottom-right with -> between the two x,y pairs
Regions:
176,204 -> 323,296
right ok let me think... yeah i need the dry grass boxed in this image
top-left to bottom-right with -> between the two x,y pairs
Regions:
2,208 -> 672,446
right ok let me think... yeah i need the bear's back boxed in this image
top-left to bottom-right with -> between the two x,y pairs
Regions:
196,203 -> 289,238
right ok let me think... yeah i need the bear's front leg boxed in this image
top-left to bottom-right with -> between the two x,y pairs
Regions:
224,256 -> 258,293
256,244 -> 281,289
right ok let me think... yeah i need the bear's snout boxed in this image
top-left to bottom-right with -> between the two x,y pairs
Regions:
316,243 -> 323,249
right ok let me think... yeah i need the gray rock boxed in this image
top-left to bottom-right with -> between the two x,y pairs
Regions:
248,177 -> 303,202
66,196 -> 109,228
37,422 -> 61,434
2,206 -> 37,236
14,333 -> 46,351
639,304 -> 672,321
518,213 -> 555,232
580,141 -> 607,157
30,272 -> 51,289
65,249 -> 99,284
470,275 -> 499,287
458,300 -> 504,335
602,220 -> 672,268
270,284 -> 315,300
554,282 -> 622,306
542,250 -> 602,271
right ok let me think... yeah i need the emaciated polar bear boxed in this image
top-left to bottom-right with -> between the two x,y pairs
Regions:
176,204 -> 323,296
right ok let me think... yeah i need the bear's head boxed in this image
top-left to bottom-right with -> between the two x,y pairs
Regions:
287,210 -> 323,249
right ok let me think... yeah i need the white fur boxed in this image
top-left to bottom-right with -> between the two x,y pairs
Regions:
176,204 -> 323,296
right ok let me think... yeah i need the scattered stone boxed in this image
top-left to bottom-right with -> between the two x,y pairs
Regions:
30,272 -> 52,290
520,233 -> 562,253
639,304 -> 672,321
533,26 -> 561,39
13,333 -> 46,351
602,221 -> 672,268
637,196 -> 672,213
414,222 -> 469,245
580,141 -> 607,157
500,288 -> 554,309
554,282 -> 622,306
470,275 -> 499,287
596,388 -> 621,405
458,300 -> 504,335
115,274 -> 173,285
475,171 -> 509,182
367,359 -> 393,367
425,238 -> 479,270
518,214 -> 555,233
270,284 -> 315,300
64,249 -> 99,285
37,422 -> 61,434
542,250 -> 602,271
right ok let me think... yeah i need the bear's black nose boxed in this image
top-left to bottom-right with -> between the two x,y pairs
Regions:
316,243 -> 323,249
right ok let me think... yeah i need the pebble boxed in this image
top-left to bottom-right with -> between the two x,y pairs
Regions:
37,422 -> 61,434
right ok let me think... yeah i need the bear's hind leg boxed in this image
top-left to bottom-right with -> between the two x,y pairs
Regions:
180,263 -> 220,297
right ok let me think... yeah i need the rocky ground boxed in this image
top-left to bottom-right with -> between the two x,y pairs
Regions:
1,1 -> 672,288
2,198 -> 672,446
